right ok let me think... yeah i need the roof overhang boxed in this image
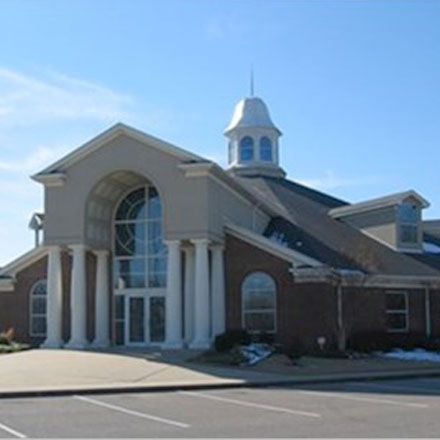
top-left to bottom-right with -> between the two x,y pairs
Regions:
225,223 -> 322,268
291,267 -> 440,289
0,246 -> 48,279
329,190 -> 430,219
32,123 -> 205,183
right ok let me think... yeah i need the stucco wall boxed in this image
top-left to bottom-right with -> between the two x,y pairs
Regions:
43,133 -> 269,248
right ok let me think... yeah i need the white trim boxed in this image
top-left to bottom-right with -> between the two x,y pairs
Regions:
33,123 -> 204,179
0,246 -> 48,278
225,223 -> 322,268
32,172 -> 66,187
329,190 -> 430,219
385,290 -> 409,333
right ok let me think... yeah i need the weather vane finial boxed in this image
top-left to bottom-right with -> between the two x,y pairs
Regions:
250,65 -> 254,97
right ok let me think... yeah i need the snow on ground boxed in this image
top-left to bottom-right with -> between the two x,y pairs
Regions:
240,343 -> 273,366
379,348 -> 440,362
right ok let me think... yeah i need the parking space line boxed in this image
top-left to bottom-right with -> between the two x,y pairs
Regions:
0,422 -> 26,439
178,391 -> 322,418
296,389 -> 429,408
348,381 -> 440,395
73,395 -> 189,428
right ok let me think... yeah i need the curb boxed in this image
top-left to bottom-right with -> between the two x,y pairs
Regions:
2,368 -> 440,399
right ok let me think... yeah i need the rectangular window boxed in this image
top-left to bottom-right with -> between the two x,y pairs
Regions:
385,291 -> 408,332
114,295 -> 125,345
150,297 -> 165,342
398,204 -> 419,244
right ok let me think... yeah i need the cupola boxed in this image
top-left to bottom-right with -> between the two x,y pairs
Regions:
224,96 -> 285,178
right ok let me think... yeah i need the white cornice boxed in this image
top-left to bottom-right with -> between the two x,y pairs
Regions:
32,123 -> 205,178
0,278 -> 14,292
225,223 -> 322,267
32,173 -> 66,187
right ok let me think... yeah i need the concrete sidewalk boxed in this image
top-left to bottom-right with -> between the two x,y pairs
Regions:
1,348 -> 440,398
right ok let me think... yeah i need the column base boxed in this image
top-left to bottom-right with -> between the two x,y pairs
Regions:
65,339 -> 89,350
41,339 -> 63,349
162,340 -> 184,350
90,339 -> 110,349
189,340 -> 211,350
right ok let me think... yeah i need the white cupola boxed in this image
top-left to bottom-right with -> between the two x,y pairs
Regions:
224,96 -> 285,178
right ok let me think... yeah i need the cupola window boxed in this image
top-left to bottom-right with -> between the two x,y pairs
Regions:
239,136 -> 254,162
259,137 -> 273,161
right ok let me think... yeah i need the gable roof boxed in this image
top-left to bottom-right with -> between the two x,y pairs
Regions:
329,190 -> 430,219
32,123 -> 205,179
234,176 -> 439,277
0,246 -> 48,278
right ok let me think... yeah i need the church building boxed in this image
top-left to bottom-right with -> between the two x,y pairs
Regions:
1,95 -> 440,353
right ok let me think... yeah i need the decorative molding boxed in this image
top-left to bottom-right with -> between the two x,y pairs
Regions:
32,173 -> 66,187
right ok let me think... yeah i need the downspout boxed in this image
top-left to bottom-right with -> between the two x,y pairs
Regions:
425,287 -> 431,339
336,277 -> 346,352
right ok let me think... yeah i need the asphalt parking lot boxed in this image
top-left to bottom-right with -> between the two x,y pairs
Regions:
1,377 -> 440,438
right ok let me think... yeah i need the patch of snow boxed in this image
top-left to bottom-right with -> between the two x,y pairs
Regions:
239,343 -> 273,366
423,241 -> 440,254
268,231 -> 290,248
379,348 -> 440,362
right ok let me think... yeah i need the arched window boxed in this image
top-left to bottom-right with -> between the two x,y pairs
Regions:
259,137 -> 273,161
239,136 -> 254,162
30,280 -> 47,337
228,141 -> 234,164
242,272 -> 276,333
114,186 -> 167,289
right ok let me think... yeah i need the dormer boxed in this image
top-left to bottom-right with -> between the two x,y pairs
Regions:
224,96 -> 285,178
329,190 -> 429,253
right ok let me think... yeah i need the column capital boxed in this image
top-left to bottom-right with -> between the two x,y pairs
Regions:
210,243 -> 225,252
163,239 -> 181,247
68,243 -> 89,253
92,249 -> 110,258
190,238 -> 210,247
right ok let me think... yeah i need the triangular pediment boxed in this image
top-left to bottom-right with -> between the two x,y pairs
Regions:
33,123 -> 205,179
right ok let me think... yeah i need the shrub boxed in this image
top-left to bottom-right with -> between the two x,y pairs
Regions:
0,328 -> 14,346
214,329 -> 251,352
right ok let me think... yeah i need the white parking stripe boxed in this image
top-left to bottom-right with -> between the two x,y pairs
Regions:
349,381 -> 440,395
73,395 -> 189,428
179,391 -> 321,418
0,422 -> 26,439
297,389 -> 428,408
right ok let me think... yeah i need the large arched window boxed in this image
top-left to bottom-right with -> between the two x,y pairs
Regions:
239,136 -> 254,162
242,272 -> 276,333
30,280 -> 47,337
259,137 -> 273,162
114,186 -> 167,289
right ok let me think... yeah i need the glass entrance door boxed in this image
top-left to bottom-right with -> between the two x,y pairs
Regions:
126,296 -> 146,345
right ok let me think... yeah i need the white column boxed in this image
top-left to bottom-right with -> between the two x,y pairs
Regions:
211,244 -> 226,338
92,250 -> 110,348
164,240 -> 183,348
66,244 -> 88,349
190,239 -> 211,349
183,247 -> 195,343
42,246 -> 63,348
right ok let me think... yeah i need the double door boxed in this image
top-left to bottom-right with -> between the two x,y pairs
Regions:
119,291 -> 165,346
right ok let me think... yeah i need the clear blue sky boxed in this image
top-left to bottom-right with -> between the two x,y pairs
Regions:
0,0 -> 439,265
